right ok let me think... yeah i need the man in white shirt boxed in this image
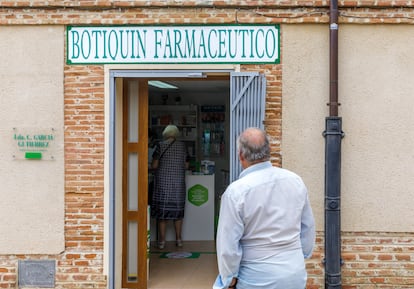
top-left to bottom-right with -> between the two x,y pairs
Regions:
213,127 -> 315,289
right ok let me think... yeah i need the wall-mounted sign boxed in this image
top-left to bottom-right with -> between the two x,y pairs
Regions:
67,25 -> 280,64
187,184 -> 208,207
12,128 -> 57,160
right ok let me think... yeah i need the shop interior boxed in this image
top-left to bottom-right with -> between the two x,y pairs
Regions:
147,78 -> 229,287
148,77 -> 230,243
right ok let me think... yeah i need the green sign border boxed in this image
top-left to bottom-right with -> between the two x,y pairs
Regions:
66,24 -> 280,65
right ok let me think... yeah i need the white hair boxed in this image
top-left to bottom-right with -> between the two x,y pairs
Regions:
162,125 -> 180,139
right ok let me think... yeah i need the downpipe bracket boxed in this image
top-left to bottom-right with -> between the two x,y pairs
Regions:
323,130 -> 345,137
322,260 -> 344,288
322,117 -> 345,138
325,196 -> 340,211
322,258 -> 345,266
322,258 -> 345,287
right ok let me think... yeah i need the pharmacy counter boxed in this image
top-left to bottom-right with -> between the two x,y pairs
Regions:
182,174 -> 215,241
150,173 -> 215,241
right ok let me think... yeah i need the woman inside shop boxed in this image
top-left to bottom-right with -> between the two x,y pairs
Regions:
151,124 -> 189,249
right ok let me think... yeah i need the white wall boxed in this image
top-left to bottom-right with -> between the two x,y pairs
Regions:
0,26 -> 64,253
282,24 -> 414,232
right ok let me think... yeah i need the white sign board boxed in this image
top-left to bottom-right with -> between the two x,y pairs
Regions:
67,25 -> 280,64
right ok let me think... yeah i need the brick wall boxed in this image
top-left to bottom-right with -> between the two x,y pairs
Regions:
305,232 -> 414,289
63,64 -> 106,288
0,1 -> 413,289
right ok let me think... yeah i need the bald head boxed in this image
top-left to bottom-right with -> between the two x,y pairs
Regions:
237,127 -> 270,166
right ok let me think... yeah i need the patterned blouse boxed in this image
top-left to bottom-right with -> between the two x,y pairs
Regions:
151,139 -> 188,220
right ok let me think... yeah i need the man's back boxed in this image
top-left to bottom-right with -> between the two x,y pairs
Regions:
234,164 -> 307,252
214,127 -> 315,289
215,162 -> 315,289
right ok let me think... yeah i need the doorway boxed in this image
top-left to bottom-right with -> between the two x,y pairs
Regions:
147,77 -> 231,245
147,78 -> 230,289
107,69 -> 266,289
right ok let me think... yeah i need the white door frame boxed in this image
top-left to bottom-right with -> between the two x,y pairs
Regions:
104,65 -> 239,289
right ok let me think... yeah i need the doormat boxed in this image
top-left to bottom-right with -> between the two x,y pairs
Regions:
160,252 -> 200,259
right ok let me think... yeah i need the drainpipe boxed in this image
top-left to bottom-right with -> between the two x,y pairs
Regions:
323,0 -> 344,288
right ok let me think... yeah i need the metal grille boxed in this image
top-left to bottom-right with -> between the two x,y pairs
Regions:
229,72 -> 266,183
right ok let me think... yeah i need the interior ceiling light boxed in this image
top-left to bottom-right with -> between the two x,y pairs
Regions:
186,72 -> 207,78
148,80 -> 179,89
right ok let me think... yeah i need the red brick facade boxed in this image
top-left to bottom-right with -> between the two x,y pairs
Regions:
0,1 -> 413,289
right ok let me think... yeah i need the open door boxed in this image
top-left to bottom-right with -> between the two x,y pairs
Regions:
229,72 -> 266,182
107,69 -> 265,289
121,78 -> 149,289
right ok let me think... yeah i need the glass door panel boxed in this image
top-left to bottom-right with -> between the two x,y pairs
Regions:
127,221 -> 138,282
128,152 -> 138,211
